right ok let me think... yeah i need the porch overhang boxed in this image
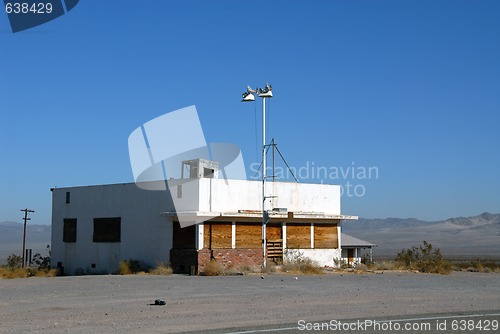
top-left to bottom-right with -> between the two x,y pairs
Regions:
161,210 -> 358,224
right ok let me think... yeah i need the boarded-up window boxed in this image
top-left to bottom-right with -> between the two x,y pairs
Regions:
266,223 -> 282,241
93,217 -> 121,242
203,222 -> 232,249
286,224 -> 311,249
63,218 -> 77,243
314,224 -> 339,248
235,223 -> 261,248
173,222 -> 195,249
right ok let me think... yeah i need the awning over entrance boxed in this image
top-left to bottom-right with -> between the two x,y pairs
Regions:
341,233 -> 376,249
161,210 -> 358,225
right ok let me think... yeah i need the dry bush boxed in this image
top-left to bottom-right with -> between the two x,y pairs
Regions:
200,259 -> 223,276
149,262 -> 173,275
237,265 -> 259,274
373,260 -> 396,271
262,264 -> 281,274
297,260 -> 324,274
452,259 -> 500,273
353,263 -> 368,273
118,259 -> 150,275
395,241 -> 452,275
0,268 -> 29,279
283,251 -> 324,275
472,259 -> 500,272
34,269 -> 57,277
6,254 -> 22,268
118,261 -> 133,275
225,264 -> 254,275
0,267 -> 57,279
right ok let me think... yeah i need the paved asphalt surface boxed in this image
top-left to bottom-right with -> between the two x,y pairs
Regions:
0,271 -> 499,333
205,312 -> 500,333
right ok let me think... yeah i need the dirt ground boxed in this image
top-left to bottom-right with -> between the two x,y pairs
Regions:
0,271 -> 499,333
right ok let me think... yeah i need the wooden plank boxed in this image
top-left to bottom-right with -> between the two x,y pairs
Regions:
212,223 -> 232,249
267,239 -> 283,262
235,223 -> 261,249
314,224 -> 339,248
203,222 -> 210,249
286,224 -> 311,249
203,222 -> 232,249
266,223 -> 282,240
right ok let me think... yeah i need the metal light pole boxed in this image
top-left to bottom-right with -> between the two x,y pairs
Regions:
20,208 -> 34,268
242,83 -> 273,268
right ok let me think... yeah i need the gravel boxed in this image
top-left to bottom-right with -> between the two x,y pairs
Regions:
0,271 -> 499,333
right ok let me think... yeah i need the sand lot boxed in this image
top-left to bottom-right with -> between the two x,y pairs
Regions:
0,271 -> 499,333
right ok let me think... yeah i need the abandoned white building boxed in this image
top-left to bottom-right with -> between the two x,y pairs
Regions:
51,158 -> 367,275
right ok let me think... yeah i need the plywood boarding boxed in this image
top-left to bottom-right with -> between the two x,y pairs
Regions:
314,224 -> 339,248
235,223 -> 261,249
266,223 -> 282,241
203,222 -> 232,249
203,223 -> 210,249
286,223 -> 311,249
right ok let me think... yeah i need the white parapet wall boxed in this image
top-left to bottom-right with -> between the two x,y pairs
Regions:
169,178 -> 342,214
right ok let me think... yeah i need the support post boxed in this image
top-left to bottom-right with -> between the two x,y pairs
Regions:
20,208 -> 34,269
262,97 -> 267,268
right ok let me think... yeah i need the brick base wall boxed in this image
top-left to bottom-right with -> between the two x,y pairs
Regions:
198,248 -> 263,272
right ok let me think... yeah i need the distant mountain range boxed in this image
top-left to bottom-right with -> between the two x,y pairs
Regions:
0,221 -> 51,264
1,212 -> 499,264
343,212 -> 500,259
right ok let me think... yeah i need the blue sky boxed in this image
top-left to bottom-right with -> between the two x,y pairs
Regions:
1,0 -> 499,225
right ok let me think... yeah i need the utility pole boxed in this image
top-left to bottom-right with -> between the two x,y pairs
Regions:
241,83 -> 273,268
20,208 -> 34,268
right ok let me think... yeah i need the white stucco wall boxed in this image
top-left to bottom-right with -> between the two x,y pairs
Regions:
284,248 -> 342,267
51,183 -> 174,275
169,178 -> 341,215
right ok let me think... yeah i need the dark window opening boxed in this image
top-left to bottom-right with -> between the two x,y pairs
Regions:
93,217 -> 121,242
204,168 -> 214,178
65,191 -> 71,204
172,222 -> 195,249
63,218 -> 77,242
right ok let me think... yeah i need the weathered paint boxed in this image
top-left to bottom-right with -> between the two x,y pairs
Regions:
51,183 -> 173,275
285,248 -> 342,267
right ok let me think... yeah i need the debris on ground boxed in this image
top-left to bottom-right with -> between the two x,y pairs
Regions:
153,299 -> 166,306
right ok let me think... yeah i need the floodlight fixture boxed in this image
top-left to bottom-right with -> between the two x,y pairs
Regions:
258,82 -> 273,98
241,85 -> 258,102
